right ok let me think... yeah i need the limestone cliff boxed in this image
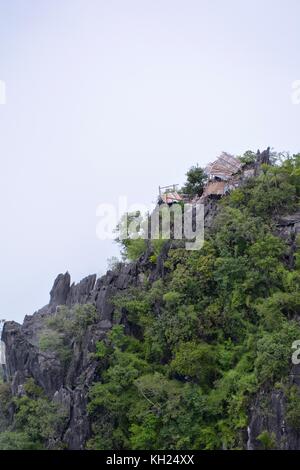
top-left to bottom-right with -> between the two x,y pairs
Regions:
1,154 -> 300,450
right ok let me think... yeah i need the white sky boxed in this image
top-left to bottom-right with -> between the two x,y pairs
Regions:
1,0 -> 300,322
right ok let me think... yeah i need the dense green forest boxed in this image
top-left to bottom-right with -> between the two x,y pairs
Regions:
1,152 -> 300,449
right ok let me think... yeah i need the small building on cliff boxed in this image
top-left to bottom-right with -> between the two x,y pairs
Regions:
202,152 -> 243,198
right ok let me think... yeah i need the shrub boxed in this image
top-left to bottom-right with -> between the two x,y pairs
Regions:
0,431 -> 42,450
180,165 -> 206,196
254,322 -> 300,385
39,304 -> 97,366
115,211 -> 148,261
238,150 -> 256,165
170,341 -> 217,387
39,330 -> 71,366
286,386 -> 300,431
0,383 -> 11,431
257,431 -> 276,450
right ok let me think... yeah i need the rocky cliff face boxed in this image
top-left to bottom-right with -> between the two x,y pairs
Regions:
2,167 -> 300,449
1,242 -> 173,449
1,198 -> 219,449
246,211 -> 300,450
247,368 -> 300,450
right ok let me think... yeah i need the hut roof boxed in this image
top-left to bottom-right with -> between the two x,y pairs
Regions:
205,152 -> 242,180
160,191 -> 183,204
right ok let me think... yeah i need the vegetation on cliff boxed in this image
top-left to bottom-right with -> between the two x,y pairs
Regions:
86,153 -> 300,449
1,151 -> 300,449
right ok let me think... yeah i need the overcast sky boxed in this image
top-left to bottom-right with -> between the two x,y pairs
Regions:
1,0 -> 300,323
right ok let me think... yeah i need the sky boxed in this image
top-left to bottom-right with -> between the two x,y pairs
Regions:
0,0 -> 300,323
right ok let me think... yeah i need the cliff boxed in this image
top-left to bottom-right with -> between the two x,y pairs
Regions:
1,152 -> 300,450
2,264 -> 144,448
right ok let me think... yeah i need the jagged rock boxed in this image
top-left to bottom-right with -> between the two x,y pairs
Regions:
276,211 -> 300,268
247,363 -> 300,449
66,275 -> 97,306
277,212 -> 300,233
49,272 -> 71,309
2,321 -> 63,397
2,189 -> 299,449
256,147 -> 271,165
0,256 -> 148,448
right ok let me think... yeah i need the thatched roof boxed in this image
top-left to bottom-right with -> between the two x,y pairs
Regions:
160,191 -> 183,204
205,152 -> 242,180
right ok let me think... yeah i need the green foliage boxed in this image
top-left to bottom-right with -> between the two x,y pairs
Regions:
87,155 -> 300,449
3,154 -> 300,450
94,340 -> 109,360
254,321 -> 300,386
0,378 -> 67,449
115,211 -> 148,261
126,239 -> 148,262
225,154 -> 300,219
286,385 -> 300,430
23,378 -> 44,398
0,383 -> 11,431
180,165 -> 207,196
0,432 -> 43,450
47,304 -> 97,337
13,395 -> 65,444
87,326 -> 151,450
39,304 -> 97,365
152,239 -> 166,254
114,211 -> 169,263
238,150 -> 256,165
39,330 -> 71,365
170,341 -> 217,387
257,431 -> 276,450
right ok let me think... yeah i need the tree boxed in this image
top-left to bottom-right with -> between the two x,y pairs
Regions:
0,378 -> 67,449
0,432 -> 42,450
114,211 -> 148,261
170,341 -> 217,387
181,165 -> 206,197
238,150 -> 256,165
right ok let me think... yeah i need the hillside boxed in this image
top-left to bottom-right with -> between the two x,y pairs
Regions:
1,150 -> 300,450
